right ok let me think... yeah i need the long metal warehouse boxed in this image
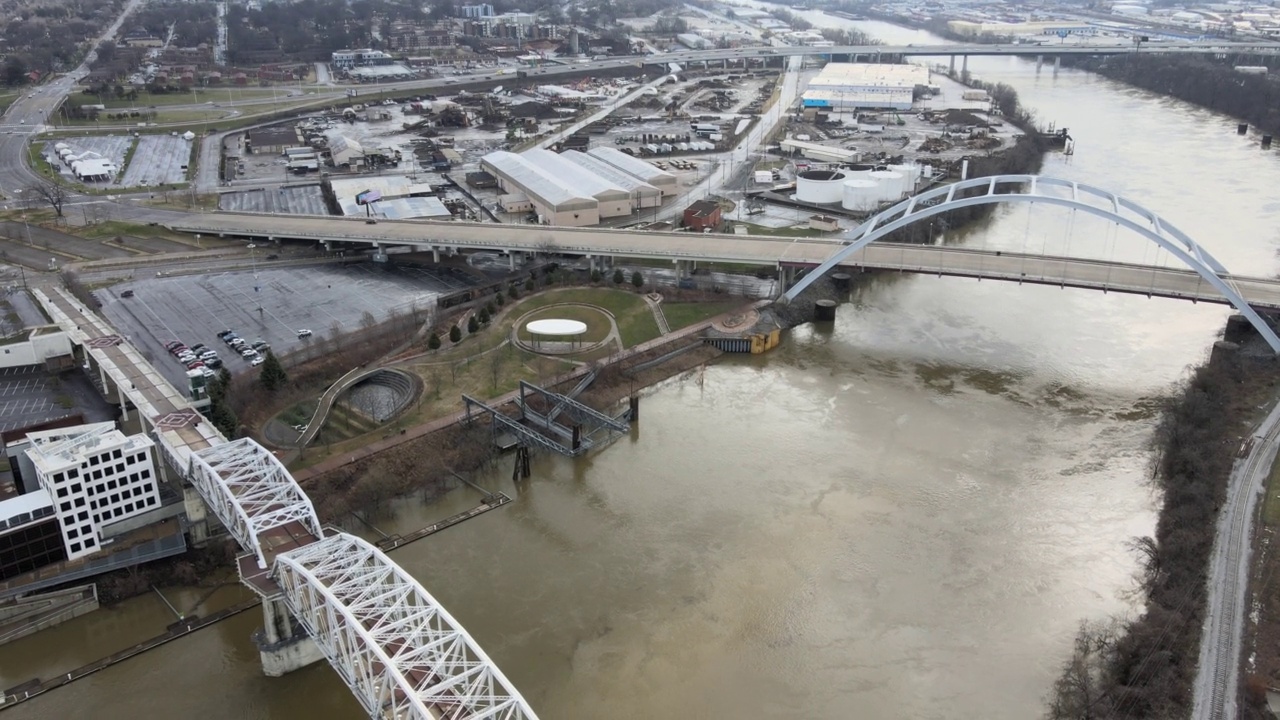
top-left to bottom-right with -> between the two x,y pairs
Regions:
480,151 -> 599,226
524,149 -> 633,218
587,146 -> 679,196
560,150 -> 662,209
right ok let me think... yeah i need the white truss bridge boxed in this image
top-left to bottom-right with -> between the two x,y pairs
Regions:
33,286 -> 539,720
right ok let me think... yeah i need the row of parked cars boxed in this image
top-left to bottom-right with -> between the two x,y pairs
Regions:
217,330 -> 270,367
166,341 -> 222,378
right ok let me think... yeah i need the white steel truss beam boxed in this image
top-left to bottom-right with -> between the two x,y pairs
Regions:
189,437 -> 324,568
274,532 -> 538,720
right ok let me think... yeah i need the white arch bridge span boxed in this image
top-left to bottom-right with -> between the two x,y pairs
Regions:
173,175 -> 1280,352
32,287 -> 539,720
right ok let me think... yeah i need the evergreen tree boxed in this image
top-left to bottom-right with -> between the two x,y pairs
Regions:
524,276 -> 535,292
495,292 -> 505,307
428,332 -> 441,350
612,268 -> 625,285
631,271 -> 644,289
478,307 -> 490,324
508,285 -> 519,300
591,269 -> 602,283
259,350 -> 287,391
467,315 -> 480,333
449,324 -> 462,343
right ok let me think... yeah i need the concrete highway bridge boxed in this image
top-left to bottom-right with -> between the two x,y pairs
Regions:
29,286 -> 538,720
172,175 -> 1280,353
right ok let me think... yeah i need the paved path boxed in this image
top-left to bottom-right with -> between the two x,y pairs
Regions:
1192,399 -> 1280,720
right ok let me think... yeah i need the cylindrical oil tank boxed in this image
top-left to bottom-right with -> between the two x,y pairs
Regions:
842,163 -> 876,182
888,163 -> 921,193
841,179 -> 880,212
869,170 -> 906,202
922,164 -> 934,179
796,169 -> 847,205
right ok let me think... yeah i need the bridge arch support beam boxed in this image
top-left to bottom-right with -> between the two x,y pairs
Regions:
782,175 -> 1280,353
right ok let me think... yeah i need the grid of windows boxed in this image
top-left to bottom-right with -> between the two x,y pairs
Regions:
0,519 -> 67,580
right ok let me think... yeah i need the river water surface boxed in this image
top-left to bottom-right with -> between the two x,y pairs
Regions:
5,18 -> 1280,720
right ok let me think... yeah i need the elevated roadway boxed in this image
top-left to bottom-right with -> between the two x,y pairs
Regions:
170,212 -> 1280,311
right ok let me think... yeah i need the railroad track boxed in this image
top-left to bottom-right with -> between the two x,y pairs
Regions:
1195,400 -> 1280,720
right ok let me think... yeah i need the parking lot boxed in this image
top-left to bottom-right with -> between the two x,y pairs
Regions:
99,261 -> 481,387
0,365 -> 116,433
119,135 -> 192,188
219,185 -> 328,215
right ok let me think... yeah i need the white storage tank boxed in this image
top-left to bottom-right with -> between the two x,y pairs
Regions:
889,163 -> 921,193
842,163 -> 875,182
841,179 -> 880,212
796,169 -> 847,205
869,170 -> 906,202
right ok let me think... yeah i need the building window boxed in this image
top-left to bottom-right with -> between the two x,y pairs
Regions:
129,473 -> 139,483
71,484 -> 81,494
67,528 -> 78,539
77,511 -> 88,521
59,501 -> 71,512
74,497 -> 84,508
115,463 -> 123,474
107,480 -> 116,490
124,503 -> 133,513
81,525 -> 90,536
140,469 -> 151,480
110,493 -> 119,503
69,542 -> 81,553
84,537 -> 95,548
90,500 -> 97,509
112,449 -> 121,460
144,484 -> 154,494
68,468 -> 78,478
113,508 -> 122,518
52,472 -> 64,484
56,487 -> 68,498
92,514 -> 99,523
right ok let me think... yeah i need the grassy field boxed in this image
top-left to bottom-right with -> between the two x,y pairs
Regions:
76,87 -> 305,110
515,305 -> 613,343
661,301 -> 745,330
0,92 -> 17,114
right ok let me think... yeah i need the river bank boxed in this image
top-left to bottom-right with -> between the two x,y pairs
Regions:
1060,54 -> 1280,138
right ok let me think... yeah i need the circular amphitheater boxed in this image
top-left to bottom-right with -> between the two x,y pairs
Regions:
512,304 -> 617,356
342,369 -> 420,423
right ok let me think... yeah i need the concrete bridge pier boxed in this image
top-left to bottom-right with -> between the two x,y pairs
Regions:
508,251 -> 520,270
1054,55 -> 1061,74
257,596 -> 324,677
588,255 -> 596,273
949,55 -> 955,75
961,55 -> 968,73
1036,55 -> 1043,72
322,240 -> 332,252
431,246 -> 440,263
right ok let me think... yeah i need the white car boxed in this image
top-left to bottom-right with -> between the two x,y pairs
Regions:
297,328 -> 313,338
240,348 -> 257,359
250,355 -> 266,367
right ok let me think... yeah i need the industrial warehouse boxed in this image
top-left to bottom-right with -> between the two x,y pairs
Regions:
480,147 -> 677,226
801,62 -> 931,111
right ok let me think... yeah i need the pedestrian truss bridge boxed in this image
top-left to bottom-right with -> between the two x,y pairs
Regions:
173,174 -> 1280,353
32,287 -> 539,720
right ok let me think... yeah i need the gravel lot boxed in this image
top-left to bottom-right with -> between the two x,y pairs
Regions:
219,185 -> 328,215
100,261 -> 480,387
119,135 -> 191,187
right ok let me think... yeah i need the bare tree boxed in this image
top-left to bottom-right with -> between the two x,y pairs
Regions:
27,178 -> 68,219
1045,619 -> 1121,720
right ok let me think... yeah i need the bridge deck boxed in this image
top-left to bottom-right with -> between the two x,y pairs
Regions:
172,214 -> 1280,309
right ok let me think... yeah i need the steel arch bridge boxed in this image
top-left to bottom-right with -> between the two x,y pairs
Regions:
782,175 -> 1280,353
274,533 -> 539,720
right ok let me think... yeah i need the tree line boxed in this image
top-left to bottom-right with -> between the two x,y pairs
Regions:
1063,55 -> 1280,136
1044,349 -> 1278,718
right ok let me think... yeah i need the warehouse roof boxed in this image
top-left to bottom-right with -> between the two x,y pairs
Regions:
587,146 -> 677,186
481,151 -> 596,210
559,150 -> 660,197
246,126 -> 299,150
524,149 -> 630,202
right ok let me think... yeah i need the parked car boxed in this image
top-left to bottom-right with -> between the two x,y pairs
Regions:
217,329 -> 234,340
297,329 -> 313,338
251,340 -> 269,351
240,348 -> 257,359
250,355 -> 266,367
204,358 -> 223,369
186,360 -> 205,370
165,341 -> 183,352
191,344 -> 206,354
120,290 -> 134,298
201,368 -> 216,378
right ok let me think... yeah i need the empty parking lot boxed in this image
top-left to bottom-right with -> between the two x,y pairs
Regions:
119,135 -> 192,188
